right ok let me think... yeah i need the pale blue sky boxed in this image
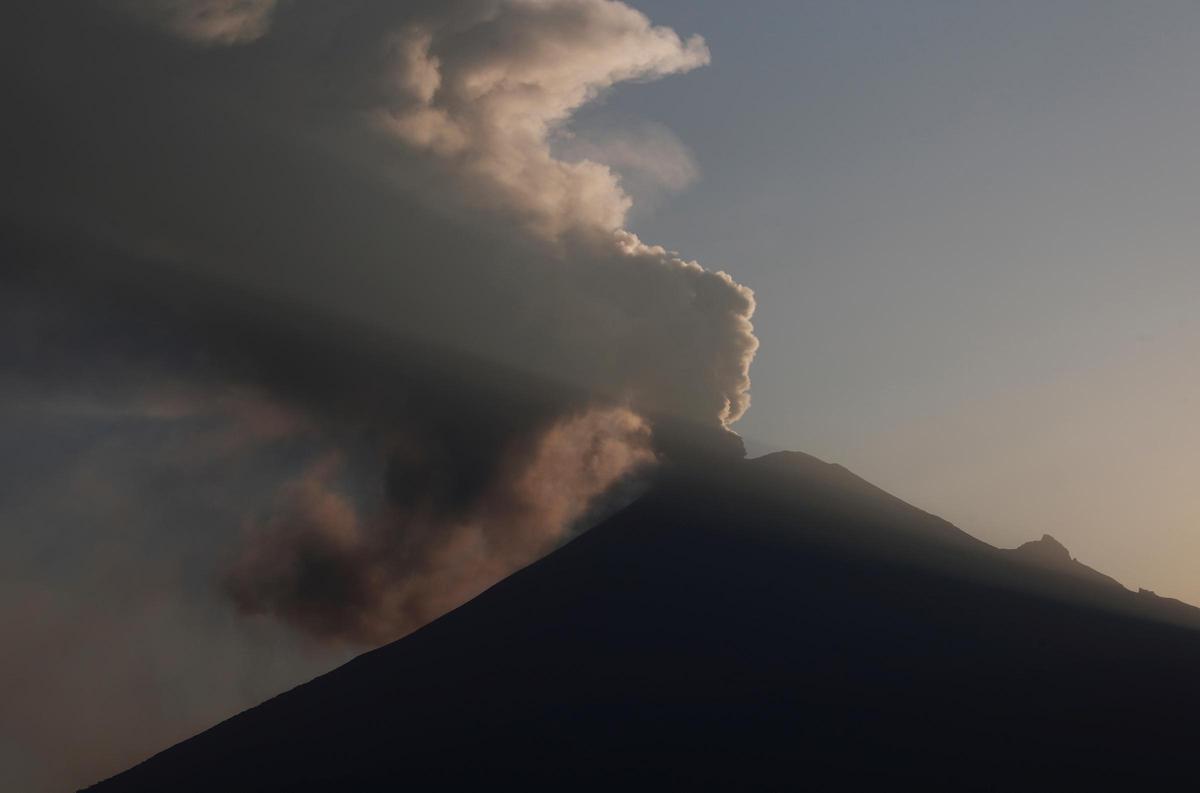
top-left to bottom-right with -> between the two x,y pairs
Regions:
596,1 -> 1200,601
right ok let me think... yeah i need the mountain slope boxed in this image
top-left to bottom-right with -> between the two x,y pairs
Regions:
1003,533 -> 1125,589
88,451 -> 1200,791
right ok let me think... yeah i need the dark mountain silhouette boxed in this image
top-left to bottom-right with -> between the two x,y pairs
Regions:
88,451 -> 1200,791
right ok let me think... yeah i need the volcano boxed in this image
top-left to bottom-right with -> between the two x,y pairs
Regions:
87,451 -> 1200,790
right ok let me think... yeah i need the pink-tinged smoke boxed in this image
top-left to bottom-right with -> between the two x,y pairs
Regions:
227,407 -> 655,644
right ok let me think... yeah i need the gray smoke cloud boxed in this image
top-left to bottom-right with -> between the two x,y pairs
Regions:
2,0 -> 756,651
2,4 -> 759,785
226,408 -> 654,643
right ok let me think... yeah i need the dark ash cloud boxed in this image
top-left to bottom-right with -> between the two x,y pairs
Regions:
3,0 -> 757,646
1,4 -> 758,783
2,3 -> 762,788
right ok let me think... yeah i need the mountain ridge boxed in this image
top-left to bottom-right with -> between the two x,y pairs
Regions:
87,450 -> 1200,791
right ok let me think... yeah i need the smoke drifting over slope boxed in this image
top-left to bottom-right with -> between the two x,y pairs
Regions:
227,408 -> 654,643
2,0 -> 756,646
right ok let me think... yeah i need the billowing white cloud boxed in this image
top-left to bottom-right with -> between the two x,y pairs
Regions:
363,0 -> 753,427
376,0 -> 709,237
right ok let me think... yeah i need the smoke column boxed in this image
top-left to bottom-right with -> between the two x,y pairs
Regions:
2,0 -> 757,645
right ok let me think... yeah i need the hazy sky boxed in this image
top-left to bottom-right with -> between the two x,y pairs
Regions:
592,0 -> 1200,603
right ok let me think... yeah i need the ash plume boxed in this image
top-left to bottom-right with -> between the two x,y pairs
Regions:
1,0 -> 758,645
226,408 -> 654,644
